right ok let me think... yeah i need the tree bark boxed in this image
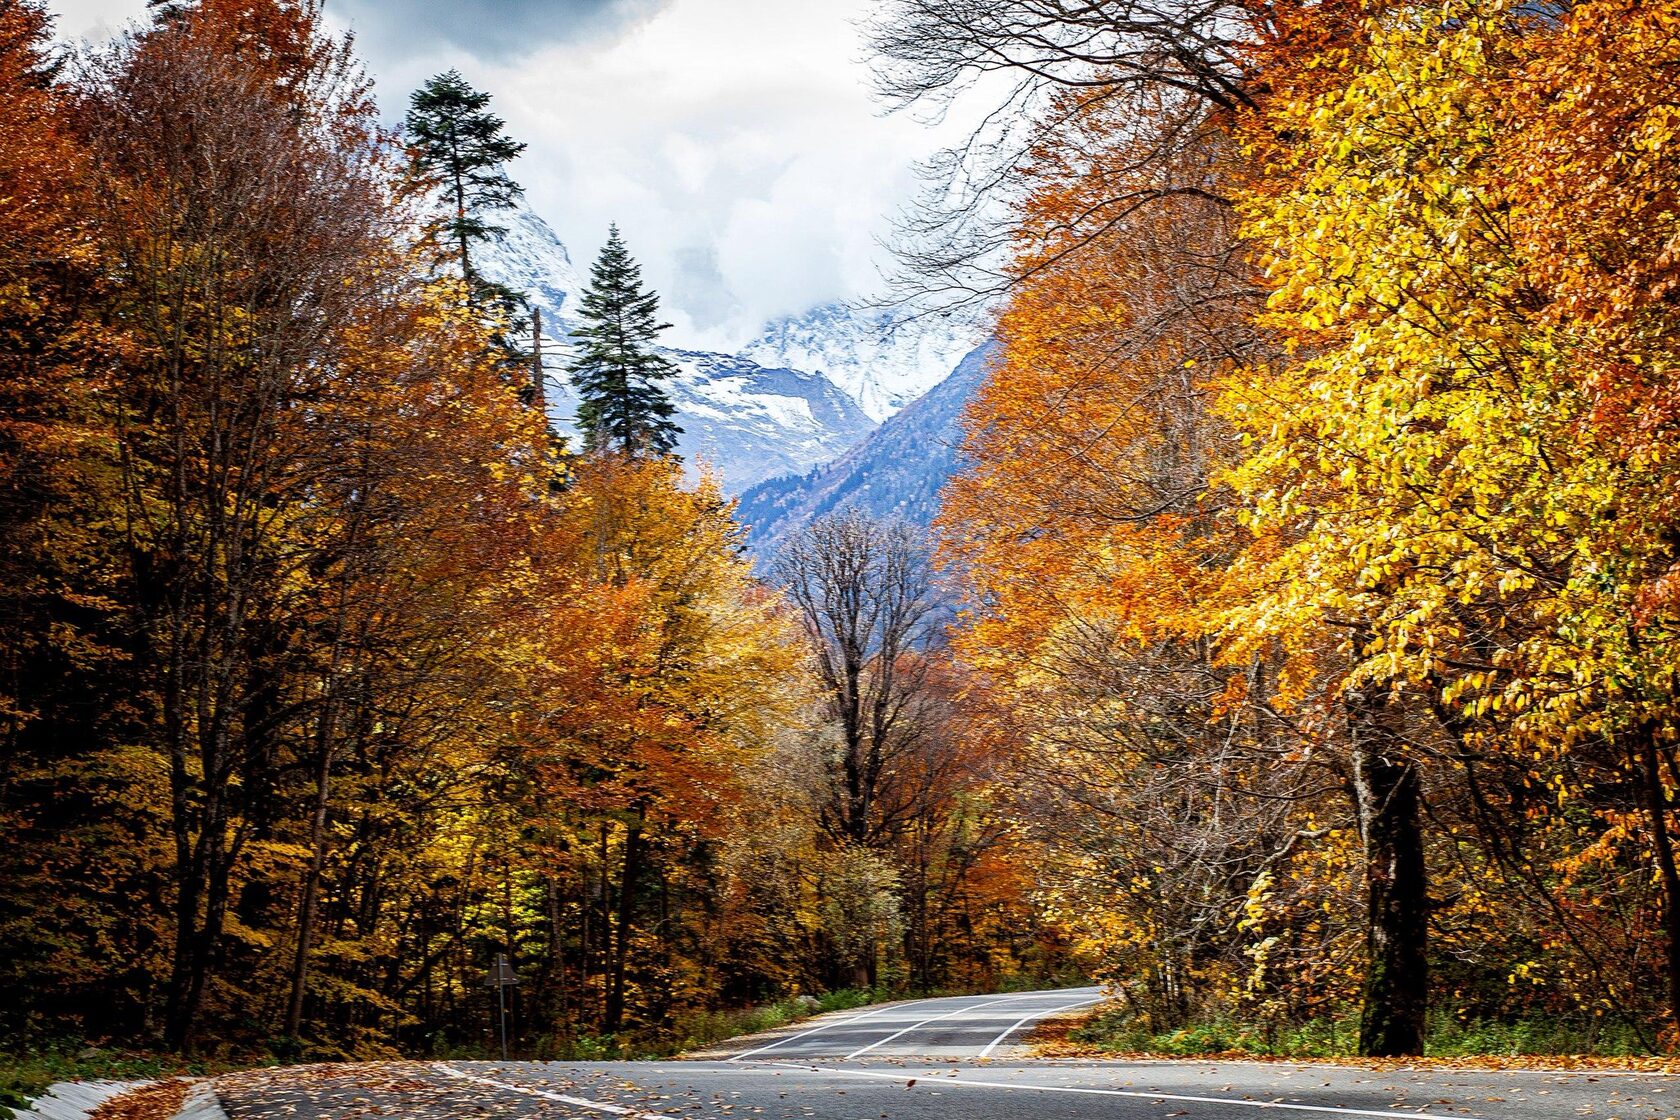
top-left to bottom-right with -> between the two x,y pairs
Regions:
1349,688 -> 1428,1057
604,821 -> 643,1033
284,734 -> 334,1037
1633,721 -> 1680,1030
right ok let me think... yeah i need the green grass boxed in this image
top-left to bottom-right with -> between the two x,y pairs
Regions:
1069,1007 -> 1662,1059
520,987 -> 899,1062
668,987 -> 889,1053
1423,1012 -> 1652,1057
1070,1010 -> 1357,1058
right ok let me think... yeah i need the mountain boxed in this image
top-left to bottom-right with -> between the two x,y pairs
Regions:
734,343 -> 998,561
740,303 -> 983,423
653,351 -> 876,491
474,208 -> 877,492
483,206 -> 585,323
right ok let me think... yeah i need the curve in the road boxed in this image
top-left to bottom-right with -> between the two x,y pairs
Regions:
729,986 -> 1104,1062
197,988 -> 1680,1120
727,999 -> 909,1060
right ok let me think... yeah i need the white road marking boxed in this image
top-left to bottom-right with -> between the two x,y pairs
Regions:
730,1062 -> 1493,1120
725,999 -> 911,1061
840,992 -> 1055,1060
974,996 -> 1102,1058
436,1063 -> 667,1119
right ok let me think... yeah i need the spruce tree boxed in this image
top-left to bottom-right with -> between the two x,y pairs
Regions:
568,226 -> 682,458
405,70 -> 527,317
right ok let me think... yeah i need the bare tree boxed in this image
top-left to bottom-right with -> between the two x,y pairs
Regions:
773,511 -> 936,849
865,0 -> 1271,310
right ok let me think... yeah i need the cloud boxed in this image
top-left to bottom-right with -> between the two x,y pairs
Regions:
455,0 -> 971,348
331,0 -> 674,62
47,0 -> 977,351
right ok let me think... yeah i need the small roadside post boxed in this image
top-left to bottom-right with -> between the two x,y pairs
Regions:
486,952 -> 518,1060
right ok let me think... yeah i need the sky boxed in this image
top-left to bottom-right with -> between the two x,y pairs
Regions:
50,0 -> 961,351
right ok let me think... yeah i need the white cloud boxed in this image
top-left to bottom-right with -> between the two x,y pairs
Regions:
49,0 -> 963,350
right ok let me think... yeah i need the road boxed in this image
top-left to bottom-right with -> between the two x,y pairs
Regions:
207,987 -> 1679,1120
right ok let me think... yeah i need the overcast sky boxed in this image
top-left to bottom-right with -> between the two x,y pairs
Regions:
50,0 -> 959,350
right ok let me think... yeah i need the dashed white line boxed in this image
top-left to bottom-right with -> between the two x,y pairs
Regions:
435,1063 -> 666,1118
724,999 -> 911,1061
840,992 -> 1053,1060
974,996 -> 1102,1058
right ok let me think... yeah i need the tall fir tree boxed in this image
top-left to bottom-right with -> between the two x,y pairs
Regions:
569,225 -> 682,458
405,70 -> 528,336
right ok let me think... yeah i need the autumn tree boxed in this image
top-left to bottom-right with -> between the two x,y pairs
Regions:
0,0 -> 867,1066
774,511 -> 937,849
1223,0 -> 1680,1048
0,0 -> 159,1045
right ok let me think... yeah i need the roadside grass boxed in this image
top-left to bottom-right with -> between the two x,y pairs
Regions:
669,987 -> 888,1054
517,986 -> 900,1061
0,1046 -> 231,1120
1062,1007 -> 1661,1061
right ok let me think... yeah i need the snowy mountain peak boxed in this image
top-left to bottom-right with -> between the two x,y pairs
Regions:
485,207 -> 584,327
472,203 -> 882,493
740,302 -> 984,422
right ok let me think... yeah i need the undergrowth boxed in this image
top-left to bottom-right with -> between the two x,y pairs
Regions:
1069,1007 -> 1659,1059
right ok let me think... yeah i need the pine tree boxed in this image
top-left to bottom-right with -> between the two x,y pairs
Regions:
405,70 -> 527,317
568,225 -> 682,458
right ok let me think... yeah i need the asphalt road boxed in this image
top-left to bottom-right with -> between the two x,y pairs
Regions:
206,988 -> 1680,1120
725,986 -> 1107,1060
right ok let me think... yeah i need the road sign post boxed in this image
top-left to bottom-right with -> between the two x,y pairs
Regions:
486,952 -> 518,1060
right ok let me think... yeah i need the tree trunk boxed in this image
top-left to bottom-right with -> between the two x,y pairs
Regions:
1633,721 -> 1680,1029
285,737 -> 334,1036
1349,688 -> 1427,1057
604,822 -> 643,1033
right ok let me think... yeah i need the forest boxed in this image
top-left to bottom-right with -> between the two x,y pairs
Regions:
2,0 -> 1680,1093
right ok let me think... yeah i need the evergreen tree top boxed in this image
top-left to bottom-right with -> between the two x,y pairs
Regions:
568,225 -> 682,459
404,69 -> 529,359
405,70 -> 526,230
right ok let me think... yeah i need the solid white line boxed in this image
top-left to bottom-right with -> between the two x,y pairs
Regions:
974,996 -> 1102,1058
725,999 -> 909,1061
435,1064 -> 665,1118
841,992 -> 1051,1060
730,1062 -> 1492,1119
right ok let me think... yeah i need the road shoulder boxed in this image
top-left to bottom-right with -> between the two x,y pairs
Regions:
678,997 -> 918,1060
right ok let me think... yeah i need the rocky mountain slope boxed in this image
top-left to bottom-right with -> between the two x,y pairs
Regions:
733,343 -> 997,560
474,205 -> 992,505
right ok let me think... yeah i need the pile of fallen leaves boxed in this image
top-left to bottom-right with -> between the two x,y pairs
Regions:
89,1080 -> 188,1120
1026,1013 -> 1680,1073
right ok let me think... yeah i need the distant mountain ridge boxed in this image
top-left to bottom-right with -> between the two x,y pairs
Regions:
740,303 -> 982,423
473,204 -> 995,527
734,343 -> 997,561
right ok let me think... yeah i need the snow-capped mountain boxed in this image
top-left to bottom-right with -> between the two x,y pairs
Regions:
661,351 -> 876,487
473,207 -> 876,492
740,303 -> 984,423
483,207 -> 586,322
734,343 -> 998,561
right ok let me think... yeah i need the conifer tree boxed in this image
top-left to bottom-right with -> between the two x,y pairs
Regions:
568,225 -> 681,457
405,70 -> 527,317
